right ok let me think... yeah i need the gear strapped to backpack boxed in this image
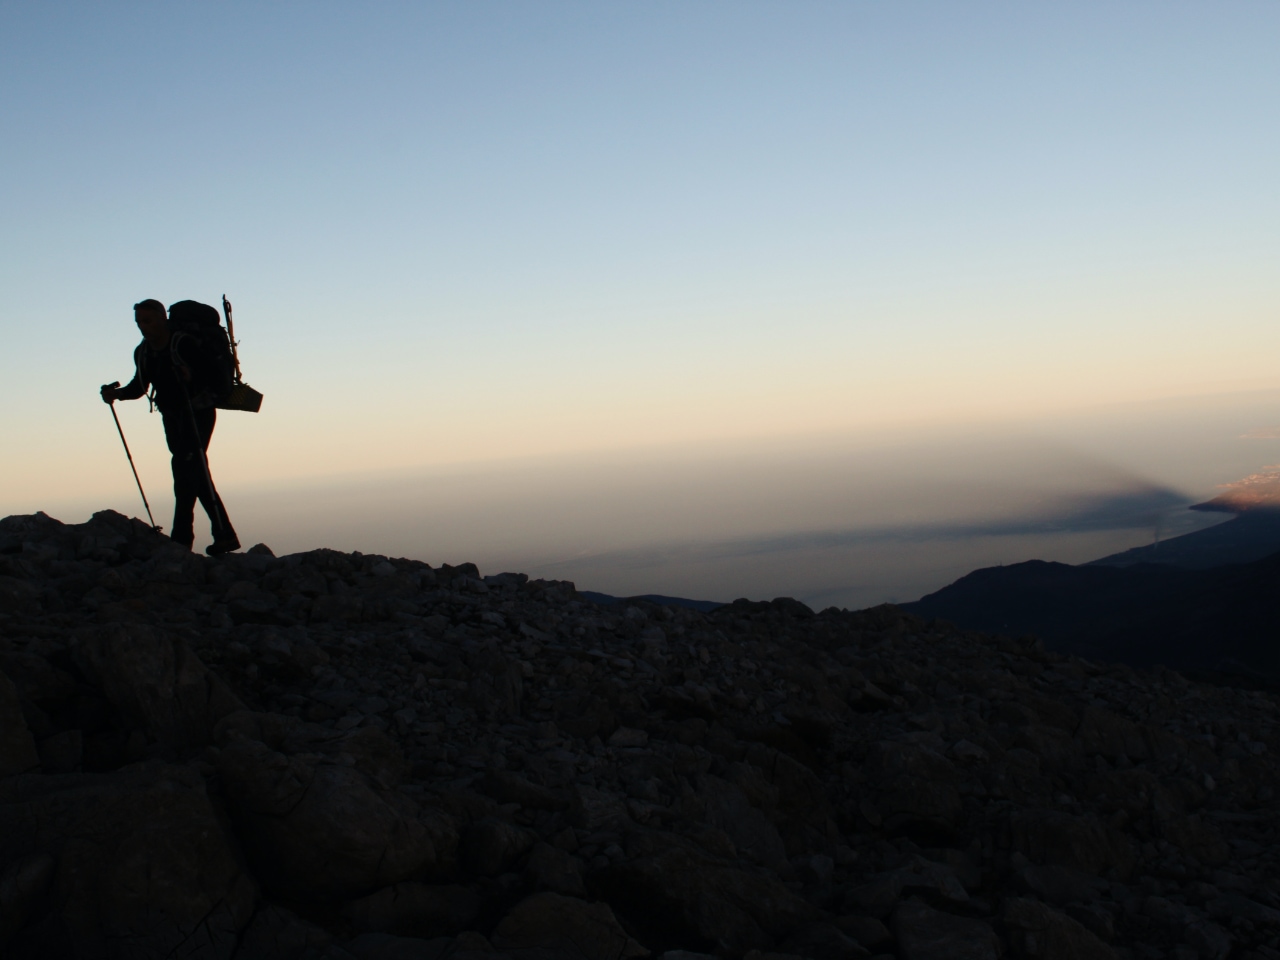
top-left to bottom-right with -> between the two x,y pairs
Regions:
166,297 -> 263,413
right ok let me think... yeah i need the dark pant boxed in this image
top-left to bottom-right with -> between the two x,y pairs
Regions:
161,406 -> 236,547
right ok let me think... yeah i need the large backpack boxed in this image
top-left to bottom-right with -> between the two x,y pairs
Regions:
167,300 -> 236,408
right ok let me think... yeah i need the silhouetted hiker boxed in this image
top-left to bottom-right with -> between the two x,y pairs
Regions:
101,299 -> 241,555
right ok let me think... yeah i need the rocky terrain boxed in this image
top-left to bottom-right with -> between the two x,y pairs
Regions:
3,509 -> 1280,960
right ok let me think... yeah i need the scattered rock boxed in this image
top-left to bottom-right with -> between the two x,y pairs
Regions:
592,835 -> 818,954
1014,862 -> 1105,907
236,904 -> 334,959
891,899 -> 999,960
1006,808 -> 1134,878
779,920 -> 869,960
216,735 -> 455,900
0,671 -> 39,776
477,768 -> 563,810
493,891 -> 647,960
2,508 -> 1279,960
343,882 -> 481,938
1185,919 -> 1232,960
459,818 -> 538,877
525,841 -> 587,896
834,915 -> 891,952
697,773 -> 789,870
1003,897 -> 1117,960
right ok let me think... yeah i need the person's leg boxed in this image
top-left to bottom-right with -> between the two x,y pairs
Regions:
192,408 -> 239,551
162,412 -> 197,548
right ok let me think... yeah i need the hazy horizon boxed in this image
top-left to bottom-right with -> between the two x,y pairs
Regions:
18,387 -> 1279,610
3,4 -> 1278,607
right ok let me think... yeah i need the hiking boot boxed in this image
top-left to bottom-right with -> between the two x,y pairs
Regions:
206,536 -> 241,557
170,533 -> 194,550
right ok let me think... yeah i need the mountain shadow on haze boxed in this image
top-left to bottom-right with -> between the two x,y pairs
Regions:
902,515 -> 1280,680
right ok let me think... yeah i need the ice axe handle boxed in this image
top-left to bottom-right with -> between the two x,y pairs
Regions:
221,295 -> 244,383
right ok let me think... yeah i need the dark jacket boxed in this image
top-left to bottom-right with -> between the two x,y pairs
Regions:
115,334 -> 220,414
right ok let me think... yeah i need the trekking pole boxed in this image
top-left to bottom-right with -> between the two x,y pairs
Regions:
104,384 -> 161,531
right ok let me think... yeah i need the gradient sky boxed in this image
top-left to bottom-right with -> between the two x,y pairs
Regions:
2,3 -> 1279,599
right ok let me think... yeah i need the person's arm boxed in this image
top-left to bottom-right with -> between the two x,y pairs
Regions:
102,344 -> 148,402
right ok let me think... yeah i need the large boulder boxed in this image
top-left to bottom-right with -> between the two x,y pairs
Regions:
696,774 -> 788,871
1150,784 -> 1231,866
0,671 -> 39,776
492,892 -> 648,960
223,581 -> 280,624
0,762 -> 256,958
778,921 -> 870,960
1004,898 -> 1118,960
0,854 -> 55,949
1073,707 -> 1183,764
72,623 -> 245,749
215,711 -> 407,788
743,744 -> 831,827
0,577 -> 41,613
591,834 -> 817,955
1014,863 -> 1107,907
467,648 -> 524,720
215,735 -> 457,901
1005,809 -> 1135,879
891,899 -> 1000,960
459,818 -> 539,877
477,769 -> 564,811
0,651 -> 77,707
843,855 -> 970,920
524,842 -> 587,897
866,741 -> 962,841
234,905 -> 334,960
342,882 -> 480,938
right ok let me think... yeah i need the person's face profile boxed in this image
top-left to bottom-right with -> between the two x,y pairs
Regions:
134,308 -> 168,342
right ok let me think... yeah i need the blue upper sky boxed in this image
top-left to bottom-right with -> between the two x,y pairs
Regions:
2,3 -> 1278,567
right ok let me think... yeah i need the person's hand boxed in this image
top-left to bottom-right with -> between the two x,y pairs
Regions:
101,382 -> 119,404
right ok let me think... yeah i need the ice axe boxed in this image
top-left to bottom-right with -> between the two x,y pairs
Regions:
104,382 -> 161,532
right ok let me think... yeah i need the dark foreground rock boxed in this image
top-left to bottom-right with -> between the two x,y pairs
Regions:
0,760 -> 256,957
2,508 -> 1280,960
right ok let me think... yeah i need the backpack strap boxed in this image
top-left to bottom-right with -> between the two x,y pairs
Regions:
132,342 -> 158,413
169,331 -> 193,380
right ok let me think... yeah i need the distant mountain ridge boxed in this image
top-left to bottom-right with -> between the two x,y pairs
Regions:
1088,509 -> 1280,570
899,476 -> 1280,676
579,590 -> 725,613
902,549 -> 1280,676
579,494 -> 1280,677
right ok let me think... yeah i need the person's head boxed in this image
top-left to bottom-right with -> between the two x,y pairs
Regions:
133,299 -> 168,344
